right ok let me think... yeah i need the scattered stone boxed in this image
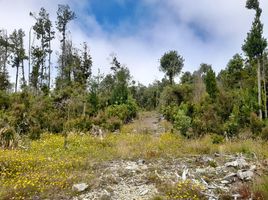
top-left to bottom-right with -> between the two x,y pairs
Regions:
137,159 -> 146,165
237,170 -> 254,181
72,183 -> 89,192
140,189 -> 149,196
225,158 -> 248,168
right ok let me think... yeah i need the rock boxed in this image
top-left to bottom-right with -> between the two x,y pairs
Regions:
237,170 -> 254,181
137,159 -> 146,165
225,158 -> 248,168
182,168 -> 189,181
72,183 -> 89,192
220,180 -> 229,185
223,173 -> 237,182
140,189 -> 149,196
201,156 -> 214,163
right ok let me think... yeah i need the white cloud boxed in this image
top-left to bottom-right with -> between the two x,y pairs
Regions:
1,0 -> 268,86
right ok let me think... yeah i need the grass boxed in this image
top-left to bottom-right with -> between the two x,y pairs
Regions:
1,131 -> 268,199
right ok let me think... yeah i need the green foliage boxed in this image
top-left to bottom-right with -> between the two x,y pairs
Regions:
211,134 -> 225,144
242,0 -> 267,59
250,112 -> 264,135
174,109 -> 191,137
106,99 -> 138,123
204,68 -> 218,100
261,126 -> 268,140
64,117 -> 92,132
160,50 -> 184,85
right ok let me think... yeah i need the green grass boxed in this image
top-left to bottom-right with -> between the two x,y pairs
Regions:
1,132 -> 268,199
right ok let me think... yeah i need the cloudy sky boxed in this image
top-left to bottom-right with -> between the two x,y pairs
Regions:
1,0 -> 268,85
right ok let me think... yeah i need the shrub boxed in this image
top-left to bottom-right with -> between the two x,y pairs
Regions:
174,109 -> 191,137
0,126 -> 18,148
105,117 -> 122,132
106,99 -> 138,123
211,134 -> 225,144
261,126 -> 268,140
250,112 -> 264,135
64,117 -> 92,132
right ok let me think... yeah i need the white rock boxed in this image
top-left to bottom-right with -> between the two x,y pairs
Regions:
237,170 -> 254,181
225,158 -> 248,168
72,183 -> 89,192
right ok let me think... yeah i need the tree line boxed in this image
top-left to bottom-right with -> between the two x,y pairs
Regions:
1,0 -> 268,146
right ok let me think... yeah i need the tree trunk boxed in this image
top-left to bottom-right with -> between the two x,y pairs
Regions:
257,58 -> 262,120
21,60 -> 26,86
62,25 -> 66,79
263,55 -> 268,119
15,65 -> 18,92
4,31 -> 8,72
48,32 -> 51,89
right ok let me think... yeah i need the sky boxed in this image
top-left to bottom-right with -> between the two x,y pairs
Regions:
0,0 -> 268,86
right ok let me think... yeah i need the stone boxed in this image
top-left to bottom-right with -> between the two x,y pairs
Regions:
72,183 -> 89,192
237,170 -> 254,181
140,189 -> 149,196
225,158 -> 248,168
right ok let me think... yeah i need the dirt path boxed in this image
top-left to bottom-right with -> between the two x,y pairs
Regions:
73,112 -> 261,200
129,111 -> 171,136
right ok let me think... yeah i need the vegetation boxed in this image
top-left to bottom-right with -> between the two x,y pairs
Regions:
0,0 -> 268,199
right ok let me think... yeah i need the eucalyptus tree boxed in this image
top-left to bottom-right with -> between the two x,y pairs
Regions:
30,7 -> 54,89
242,0 -> 267,119
0,30 -> 11,91
56,4 -> 75,82
9,29 -> 27,92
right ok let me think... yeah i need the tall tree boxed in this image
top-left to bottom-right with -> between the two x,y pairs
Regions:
9,29 -> 27,92
56,4 -> 75,82
30,8 -> 54,89
160,50 -> 184,85
204,68 -> 218,100
0,30 -> 11,91
242,0 -> 267,119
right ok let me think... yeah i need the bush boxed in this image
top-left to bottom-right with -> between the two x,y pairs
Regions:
250,112 -> 264,135
174,109 -> 191,137
261,126 -> 268,140
0,126 -> 18,148
105,117 -> 122,132
64,117 -> 92,132
211,134 -> 225,144
106,99 -> 138,123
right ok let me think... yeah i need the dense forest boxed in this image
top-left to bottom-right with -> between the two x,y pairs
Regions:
1,0 -> 268,199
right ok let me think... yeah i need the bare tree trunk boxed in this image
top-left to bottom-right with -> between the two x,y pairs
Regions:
15,65 -> 18,92
48,33 -> 51,89
263,55 -> 268,119
21,61 -> 26,86
257,58 -> 262,120
4,31 -> 8,72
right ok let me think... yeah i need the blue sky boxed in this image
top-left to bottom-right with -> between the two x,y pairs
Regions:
1,0 -> 268,85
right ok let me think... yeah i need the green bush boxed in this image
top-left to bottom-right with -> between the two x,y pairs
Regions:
106,99 -> 138,123
211,134 -> 225,144
261,126 -> 268,140
64,117 -> 92,132
105,117 -> 122,132
250,112 -> 264,135
174,109 -> 191,137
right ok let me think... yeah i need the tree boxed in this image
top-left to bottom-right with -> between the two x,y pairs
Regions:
160,50 -> 184,85
0,30 -> 11,91
30,8 -> 54,89
242,0 -> 267,119
56,4 -> 76,82
204,68 -> 218,100
9,29 -> 28,92
73,42 -> 92,88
